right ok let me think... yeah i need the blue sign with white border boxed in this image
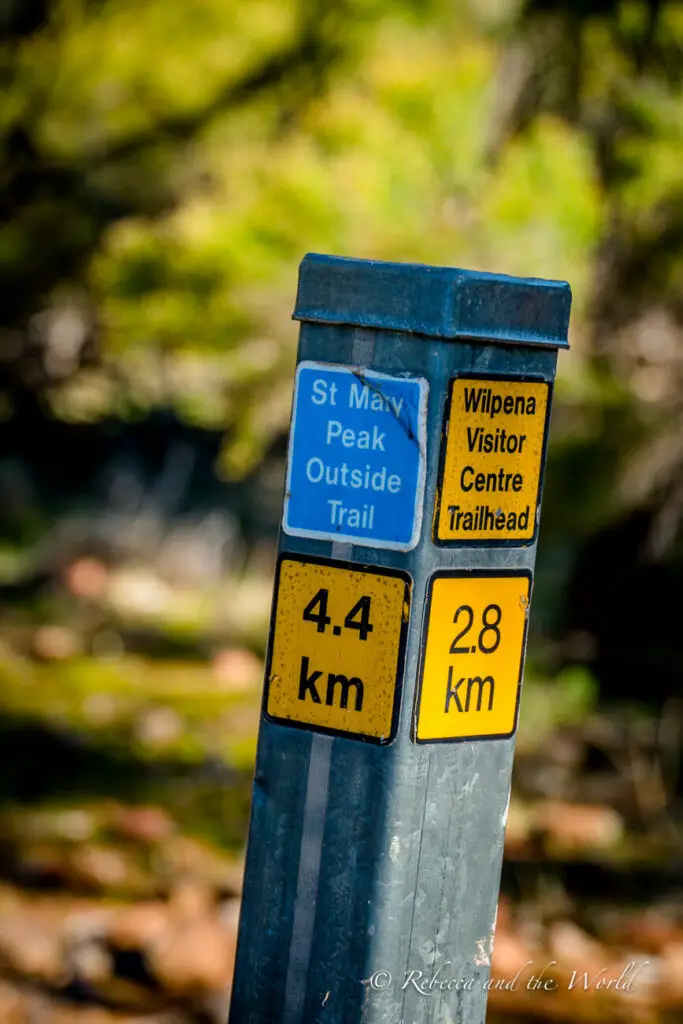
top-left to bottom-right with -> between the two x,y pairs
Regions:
283,362 -> 428,550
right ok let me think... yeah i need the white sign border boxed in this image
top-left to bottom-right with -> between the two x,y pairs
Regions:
282,360 -> 429,552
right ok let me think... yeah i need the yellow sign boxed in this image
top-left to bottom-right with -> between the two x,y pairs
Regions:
435,377 -> 550,543
265,556 -> 411,743
415,572 -> 531,743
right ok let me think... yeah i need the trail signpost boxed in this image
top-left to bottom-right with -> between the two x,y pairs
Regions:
228,254 -> 571,1024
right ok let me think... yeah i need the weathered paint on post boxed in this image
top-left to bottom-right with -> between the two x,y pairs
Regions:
228,254 -> 571,1024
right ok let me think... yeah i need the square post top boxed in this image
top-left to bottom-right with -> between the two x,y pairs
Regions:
293,253 -> 571,349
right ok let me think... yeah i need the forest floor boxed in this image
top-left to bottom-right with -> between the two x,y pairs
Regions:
0,554 -> 682,1023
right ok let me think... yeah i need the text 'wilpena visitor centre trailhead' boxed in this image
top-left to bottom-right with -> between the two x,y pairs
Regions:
435,377 -> 550,544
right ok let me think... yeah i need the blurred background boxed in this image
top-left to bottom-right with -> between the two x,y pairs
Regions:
2,0 -> 683,1020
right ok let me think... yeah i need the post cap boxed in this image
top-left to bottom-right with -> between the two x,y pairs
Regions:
293,253 -> 571,349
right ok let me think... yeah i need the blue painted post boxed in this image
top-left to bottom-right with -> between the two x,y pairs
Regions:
228,254 -> 571,1024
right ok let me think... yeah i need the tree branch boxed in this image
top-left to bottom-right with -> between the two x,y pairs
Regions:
87,19 -> 342,169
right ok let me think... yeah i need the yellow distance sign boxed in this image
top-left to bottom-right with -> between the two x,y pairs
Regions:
415,572 -> 531,743
435,377 -> 550,544
265,556 -> 410,744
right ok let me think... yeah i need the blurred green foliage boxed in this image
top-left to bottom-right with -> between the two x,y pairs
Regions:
3,0 -> 683,684
2,0 -> 681,520
0,1 -> 602,472
3,13 -> 683,1017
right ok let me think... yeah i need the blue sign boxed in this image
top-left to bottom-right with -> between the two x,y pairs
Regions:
283,362 -> 428,550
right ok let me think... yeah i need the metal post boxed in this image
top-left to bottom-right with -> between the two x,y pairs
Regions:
228,254 -> 571,1024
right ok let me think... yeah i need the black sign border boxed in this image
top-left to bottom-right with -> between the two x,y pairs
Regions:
412,567 -> 533,745
433,373 -> 553,548
263,552 -> 412,746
